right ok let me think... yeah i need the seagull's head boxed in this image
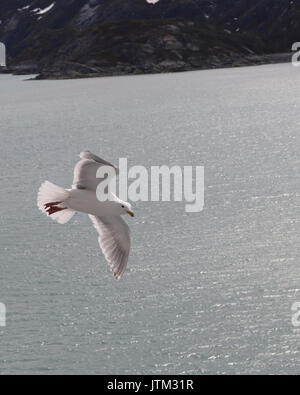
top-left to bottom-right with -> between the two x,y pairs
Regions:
120,202 -> 134,217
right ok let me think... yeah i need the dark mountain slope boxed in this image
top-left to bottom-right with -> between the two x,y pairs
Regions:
0,0 -> 296,78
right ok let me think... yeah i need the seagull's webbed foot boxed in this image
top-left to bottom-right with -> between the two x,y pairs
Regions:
44,202 -> 66,216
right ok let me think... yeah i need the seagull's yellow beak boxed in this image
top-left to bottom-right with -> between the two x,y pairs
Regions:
127,210 -> 135,217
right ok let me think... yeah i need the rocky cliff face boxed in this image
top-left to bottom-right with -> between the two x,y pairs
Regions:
0,0 -> 297,78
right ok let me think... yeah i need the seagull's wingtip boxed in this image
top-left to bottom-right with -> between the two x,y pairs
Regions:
79,150 -> 91,159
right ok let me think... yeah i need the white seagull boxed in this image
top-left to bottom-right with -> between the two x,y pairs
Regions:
37,150 -> 134,280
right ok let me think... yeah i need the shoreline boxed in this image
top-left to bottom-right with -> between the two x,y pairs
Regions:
1,52 -> 292,80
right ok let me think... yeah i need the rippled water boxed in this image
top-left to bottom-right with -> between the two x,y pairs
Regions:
0,64 -> 299,375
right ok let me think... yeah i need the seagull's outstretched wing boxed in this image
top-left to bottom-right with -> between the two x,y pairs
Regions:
89,215 -> 131,280
72,150 -> 118,191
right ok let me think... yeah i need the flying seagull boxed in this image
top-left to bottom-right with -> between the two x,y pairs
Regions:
37,150 -> 134,280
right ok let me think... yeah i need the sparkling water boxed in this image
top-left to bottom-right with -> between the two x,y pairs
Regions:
0,64 -> 299,374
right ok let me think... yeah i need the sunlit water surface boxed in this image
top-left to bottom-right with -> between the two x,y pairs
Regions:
0,64 -> 299,374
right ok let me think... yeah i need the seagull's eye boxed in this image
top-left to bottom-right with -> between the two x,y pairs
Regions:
121,205 -> 125,208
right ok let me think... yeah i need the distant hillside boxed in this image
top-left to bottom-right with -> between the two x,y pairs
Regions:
0,0 -> 296,78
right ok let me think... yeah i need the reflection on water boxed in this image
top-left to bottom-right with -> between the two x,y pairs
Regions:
0,64 -> 299,374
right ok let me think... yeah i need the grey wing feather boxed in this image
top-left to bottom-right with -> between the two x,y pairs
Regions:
80,150 -> 118,170
72,150 -> 118,191
89,215 -> 131,280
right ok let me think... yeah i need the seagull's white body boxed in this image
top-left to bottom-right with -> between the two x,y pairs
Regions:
37,150 -> 134,280
66,189 -> 120,217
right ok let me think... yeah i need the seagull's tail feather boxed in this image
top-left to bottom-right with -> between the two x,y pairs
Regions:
37,181 -> 75,224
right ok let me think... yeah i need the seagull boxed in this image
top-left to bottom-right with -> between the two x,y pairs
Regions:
37,150 -> 134,280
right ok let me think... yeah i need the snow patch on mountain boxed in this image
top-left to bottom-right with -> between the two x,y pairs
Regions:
17,5 -> 31,12
32,2 -> 55,16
